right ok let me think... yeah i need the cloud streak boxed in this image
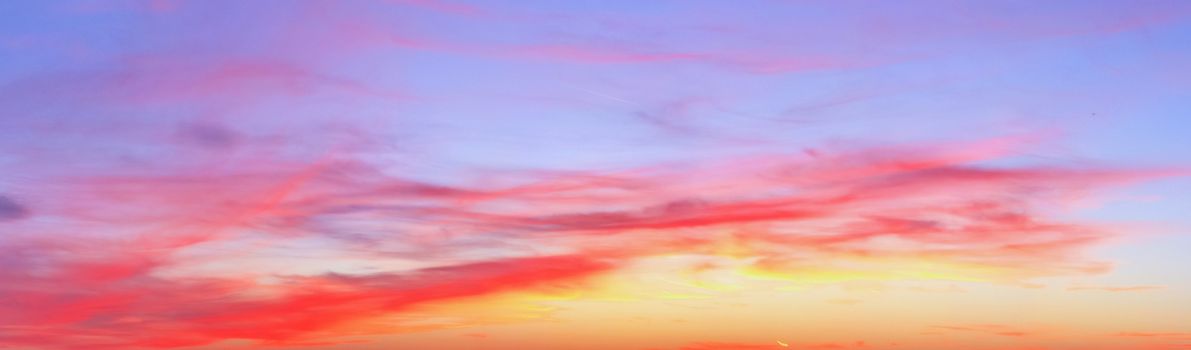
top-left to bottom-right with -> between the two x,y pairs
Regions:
1,1 -> 1188,349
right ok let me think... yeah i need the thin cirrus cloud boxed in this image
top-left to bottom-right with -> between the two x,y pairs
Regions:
931,324 -> 1033,337
1066,285 -> 1166,292
352,0 -> 1191,74
0,68 -> 1181,347
1,1 -> 1189,350
0,130 -> 1177,348
1114,332 -> 1191,339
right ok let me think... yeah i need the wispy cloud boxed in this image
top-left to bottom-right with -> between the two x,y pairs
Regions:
1,132 -> 1174,348
932,324 -> 1035,337
1067,285 -> 1165,292
1,1 -> 1188,349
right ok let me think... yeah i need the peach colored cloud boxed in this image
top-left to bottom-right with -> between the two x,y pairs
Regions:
932,324 -> 1034,337
1067,285 -> 1165,292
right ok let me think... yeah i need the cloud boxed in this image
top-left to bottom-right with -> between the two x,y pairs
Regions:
174,121 -> 239,149
1115,332 -> 1191,339
0,131 -> 1175,348
388,0 -> 491,17
1,2 -> 1187,349
676,340 -> 870,350
0,253 -> 613,349
1067,285 -> 1165,292
931,324 -> 1034,337
0,195 -> 30,221
677,341 -> 784,350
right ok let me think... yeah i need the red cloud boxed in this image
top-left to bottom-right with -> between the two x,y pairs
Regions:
0,254 -> 612,349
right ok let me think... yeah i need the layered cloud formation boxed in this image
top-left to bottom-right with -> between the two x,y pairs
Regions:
2,1 -> 1189,349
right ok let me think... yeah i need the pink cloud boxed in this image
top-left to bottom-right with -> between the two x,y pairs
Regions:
2,2 -> 1188,349
6,133 -> 1176,348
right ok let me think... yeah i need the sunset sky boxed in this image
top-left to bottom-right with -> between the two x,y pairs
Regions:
1,1 -> 1191,349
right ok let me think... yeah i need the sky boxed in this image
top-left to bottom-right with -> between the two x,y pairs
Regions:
1,1 -> 1190,349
